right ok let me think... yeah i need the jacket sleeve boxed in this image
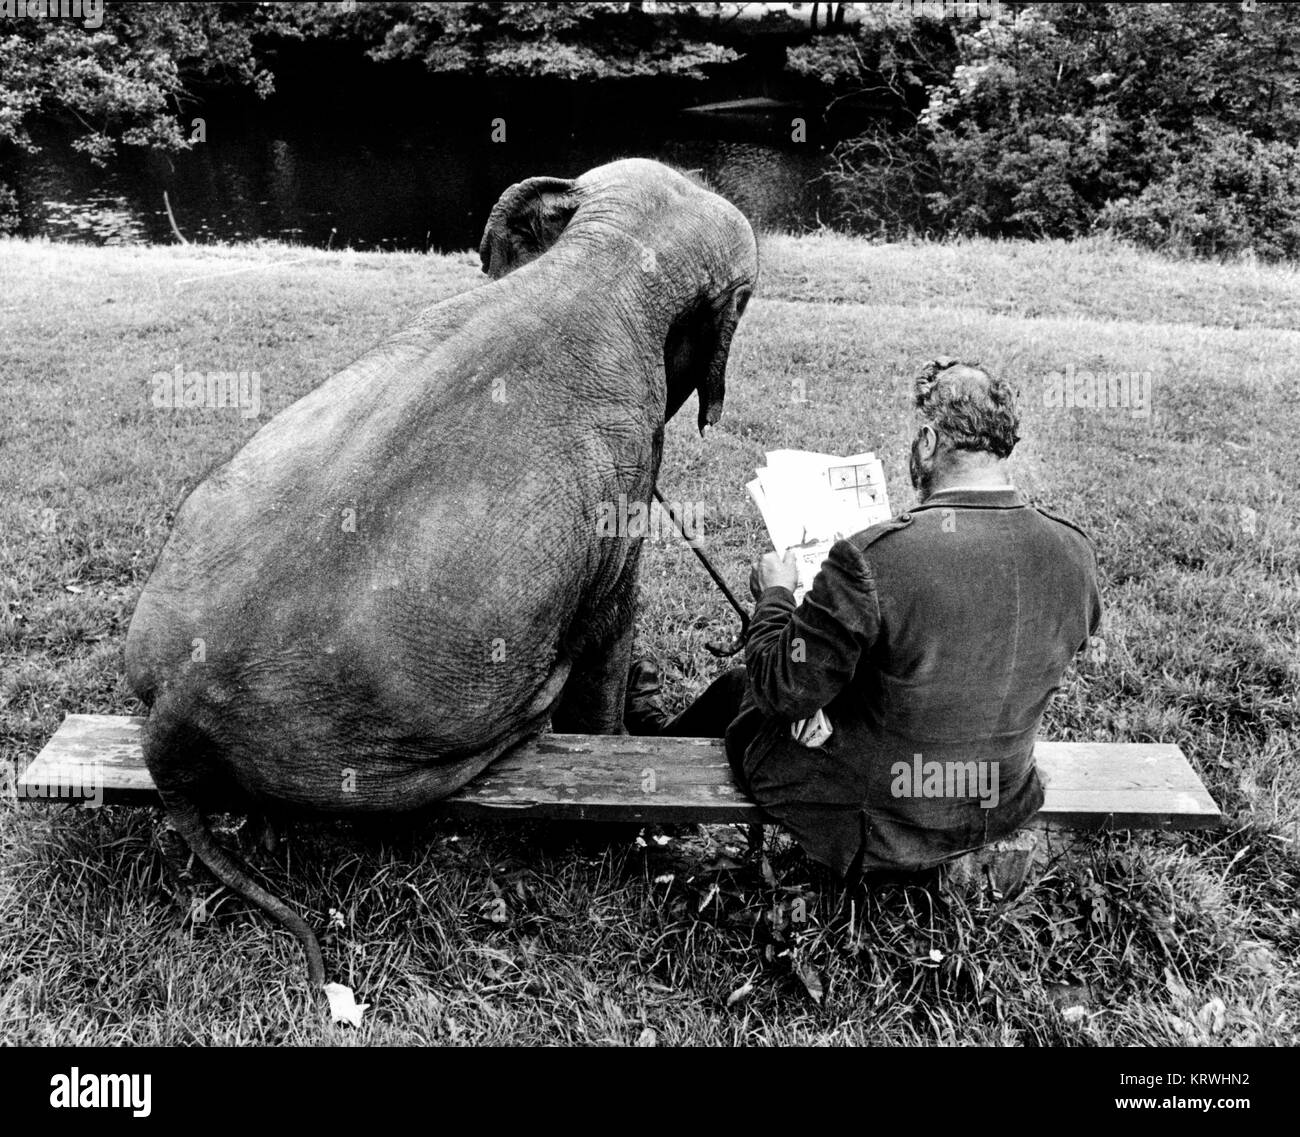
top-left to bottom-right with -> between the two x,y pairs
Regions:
744,538 -> 880,721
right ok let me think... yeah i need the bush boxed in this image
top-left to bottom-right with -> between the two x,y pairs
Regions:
823,123 -> 942,239
1100,127 -> 1300,260
820,2 -> 1300,259
0,183 -> 18,236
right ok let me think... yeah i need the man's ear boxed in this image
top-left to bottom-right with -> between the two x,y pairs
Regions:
918,424 -> 940,460
478,176 -> 578,279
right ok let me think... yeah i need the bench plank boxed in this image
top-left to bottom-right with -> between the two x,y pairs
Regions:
15,714 -> 1223,829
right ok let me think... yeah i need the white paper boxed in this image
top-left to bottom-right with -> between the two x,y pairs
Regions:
791,707 -> 834,748
747,449 -> 892,601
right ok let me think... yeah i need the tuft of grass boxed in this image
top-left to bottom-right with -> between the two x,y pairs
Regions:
1,233 -> 1296,1044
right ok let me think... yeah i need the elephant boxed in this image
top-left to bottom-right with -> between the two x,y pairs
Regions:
124,158 -> 759,988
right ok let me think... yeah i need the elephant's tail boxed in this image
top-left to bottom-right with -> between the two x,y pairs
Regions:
143,704 -> 326,991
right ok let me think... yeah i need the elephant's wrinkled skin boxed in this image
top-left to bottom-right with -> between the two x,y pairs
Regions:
124,159 -> 758,986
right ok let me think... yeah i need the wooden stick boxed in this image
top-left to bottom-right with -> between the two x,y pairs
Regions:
163,190 -> 189,246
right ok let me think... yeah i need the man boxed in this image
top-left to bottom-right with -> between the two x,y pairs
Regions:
628,359 -> 1102,878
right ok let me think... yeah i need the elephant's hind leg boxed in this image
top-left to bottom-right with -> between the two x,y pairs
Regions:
551,624 -> 634,735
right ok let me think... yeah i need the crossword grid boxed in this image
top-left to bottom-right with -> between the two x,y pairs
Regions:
827,463 -> 885,509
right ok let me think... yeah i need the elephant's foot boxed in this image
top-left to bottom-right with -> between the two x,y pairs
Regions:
624,657 -> 671,735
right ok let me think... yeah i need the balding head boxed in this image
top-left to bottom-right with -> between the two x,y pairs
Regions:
909,359 -> 1020,500
914,358 -> 1020,459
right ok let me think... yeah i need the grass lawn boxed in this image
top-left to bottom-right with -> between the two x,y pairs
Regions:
0,232 -> 1296,1045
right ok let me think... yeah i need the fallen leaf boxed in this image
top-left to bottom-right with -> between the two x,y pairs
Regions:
701,854 -> 743,872
323,982 -> 370,1028
726,980 -> 754,1008
697,883 -> 720,913
1046,982 -> 1094,1011
760,856 -> 778,888
1236,942 -> 1276,976
794,960 -> 824,1005
1198,996 -> 1226,1034
1163,966 -> 1192,1004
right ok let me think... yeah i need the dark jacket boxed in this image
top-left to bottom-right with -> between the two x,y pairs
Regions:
727,485 -> 1102,875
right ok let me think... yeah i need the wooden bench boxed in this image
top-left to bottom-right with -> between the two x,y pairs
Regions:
16,714 -> 1222,831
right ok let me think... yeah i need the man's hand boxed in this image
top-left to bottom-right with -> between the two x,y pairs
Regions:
750,549 -> 799,598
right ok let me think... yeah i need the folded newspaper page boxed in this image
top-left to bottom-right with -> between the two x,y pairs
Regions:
746,448 -> 892,602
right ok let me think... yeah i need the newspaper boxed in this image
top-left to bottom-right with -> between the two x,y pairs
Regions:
746,448 -> 892,603
746,448 -> 894,749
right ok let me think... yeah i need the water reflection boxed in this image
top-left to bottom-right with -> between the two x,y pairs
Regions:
17,118 -> 832,250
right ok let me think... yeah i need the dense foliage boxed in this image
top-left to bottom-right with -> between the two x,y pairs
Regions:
0,2 -> 283,230
1,2 -> 750,232
812,2 -> 1300,257
4,1 -> 1299,258
359,2 -> 740,80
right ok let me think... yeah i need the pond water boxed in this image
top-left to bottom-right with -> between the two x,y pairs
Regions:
15,110 -> 835,252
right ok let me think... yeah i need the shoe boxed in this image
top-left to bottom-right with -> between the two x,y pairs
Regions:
624,657 -> 671,735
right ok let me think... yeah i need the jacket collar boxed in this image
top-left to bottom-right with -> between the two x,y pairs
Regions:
908,485 -> 1026,512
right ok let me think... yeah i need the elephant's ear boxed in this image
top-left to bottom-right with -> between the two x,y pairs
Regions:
693,284 -> 752,435
479,176 -> 579,279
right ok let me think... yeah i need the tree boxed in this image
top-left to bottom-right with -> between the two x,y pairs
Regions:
924,2 -> 1300,249
0,2 -> 283,232
816,1 -> 1300,256
365,2 -> 739,80
785,5 -> 963,236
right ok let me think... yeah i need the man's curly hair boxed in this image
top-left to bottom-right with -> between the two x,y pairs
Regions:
913,358 -> 1021,459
